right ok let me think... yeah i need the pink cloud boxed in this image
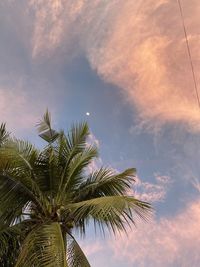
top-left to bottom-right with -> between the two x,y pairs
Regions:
0,88 -> 40,133
0,80 -> 57,135
130,174 -> 171,203
87,0 -> 200,132
86,132 -> 102,173
87,132 -> 100,148
29,0 -> 200,132
109,199 -> 200,266
80,241 -> 103,257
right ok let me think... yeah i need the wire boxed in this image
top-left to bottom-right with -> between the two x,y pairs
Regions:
177,0 -> 200,108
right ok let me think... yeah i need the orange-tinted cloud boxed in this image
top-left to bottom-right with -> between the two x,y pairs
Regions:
0,87 -> 40,133
30,0 -> 200,131
86,0 -> 200,131
110,199 -> 200,266
0,80 -> 56,135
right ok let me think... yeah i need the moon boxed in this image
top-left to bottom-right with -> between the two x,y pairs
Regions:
86,112 -> 90,116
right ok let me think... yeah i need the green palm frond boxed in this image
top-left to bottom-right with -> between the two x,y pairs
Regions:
66,122 -> 90,155
55,122 -> 90,166
65,196 -> 151,234
35,146 -> 60,195
0,174 -> 31,225
0,224 -> 21,261
67,234 -> 90,267
15,222 -> 68,267
75,168 -> 136,201
37,110 -> 59,143
0,220 -> 34,266
0,123 -> 9,147
0,140 -> 49,213
0,139 -> 38,174
37,109 -> 52,134
57,146 -> 98,203
54,123 -> 90,190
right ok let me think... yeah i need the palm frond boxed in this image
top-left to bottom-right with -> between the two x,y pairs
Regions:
37,110 -> 59,143
0,140 -> 49,214
0,220 -> 34,266
0,123 -> 9,147
66,122 -> 90,155
58,146 -> 98,203
55,122 -> 90,167
65,196 -> 152,234
15,222 -> 68,267
37,109 -> 52,134
2,138 -> 38,171
54,123 -> 90,190
0,174 -> 32,225
75,168 -> 136,201
67,234 -> 91,267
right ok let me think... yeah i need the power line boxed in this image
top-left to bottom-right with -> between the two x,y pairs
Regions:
177,0 -> 200,108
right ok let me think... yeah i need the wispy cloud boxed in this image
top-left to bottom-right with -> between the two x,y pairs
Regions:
109,199 -> 200,267
87,132 -> 100,148
0,77 -> 58,136
29,0 -> 200,132
80,240 -> 103,258
86,132 -> 102,173
0,86 -> 40,134
191,176 -> 200,192
132,174 -> 171,203
86,0 -> 200,132
2,1 -> 200,135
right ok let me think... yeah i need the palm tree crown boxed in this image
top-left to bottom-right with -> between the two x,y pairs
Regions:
0,111 -> 151,266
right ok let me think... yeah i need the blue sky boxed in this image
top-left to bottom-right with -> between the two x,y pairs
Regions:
1,0 -> 200,266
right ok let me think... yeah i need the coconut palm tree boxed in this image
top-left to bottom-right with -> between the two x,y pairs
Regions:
0,111 -> 151,267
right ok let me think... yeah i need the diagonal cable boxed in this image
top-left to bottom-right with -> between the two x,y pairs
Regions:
177,0 -> 200,108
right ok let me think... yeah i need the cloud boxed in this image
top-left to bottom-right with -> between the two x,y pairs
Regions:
0,76 -> 57,136
86,132 -> 102,173
0,86 -> 40,134
191,177 -> 200,193
132,174 -> 171,203
87,132 -> 100,148
86,0 -> 200,132
80,241 -> 103,258
29,0 -> 200,132
29,0 -> 86,58
109,199 -> 200,267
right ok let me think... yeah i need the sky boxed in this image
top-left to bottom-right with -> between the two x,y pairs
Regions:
1,0 -> 200,266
